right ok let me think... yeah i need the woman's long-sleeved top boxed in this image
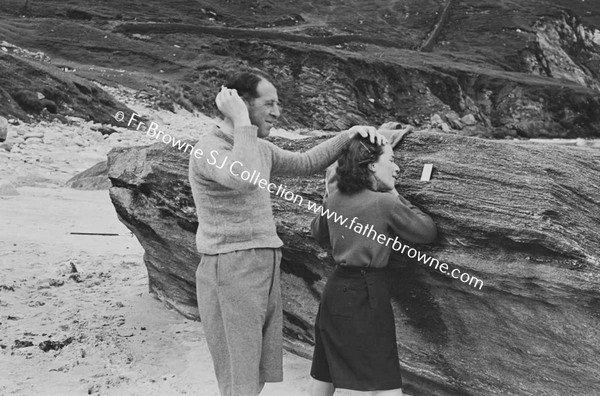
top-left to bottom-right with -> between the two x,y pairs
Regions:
311,185 -> 437,268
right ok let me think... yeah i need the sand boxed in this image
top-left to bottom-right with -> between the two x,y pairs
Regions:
0,92 -> 367,395
0,185 -> 315,396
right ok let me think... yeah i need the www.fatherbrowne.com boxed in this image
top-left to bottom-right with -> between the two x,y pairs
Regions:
117,111 -> 484,290
307,202 -> 484,290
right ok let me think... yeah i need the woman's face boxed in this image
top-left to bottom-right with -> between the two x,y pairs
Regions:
369,144 -> 400,191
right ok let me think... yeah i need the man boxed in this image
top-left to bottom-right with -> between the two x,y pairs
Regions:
188,71 -> 385,396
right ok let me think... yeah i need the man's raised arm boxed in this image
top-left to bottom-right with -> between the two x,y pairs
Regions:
190,87 -> 264,192
269,127 -> 386,177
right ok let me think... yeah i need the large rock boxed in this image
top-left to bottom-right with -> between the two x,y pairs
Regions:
107,133 -> 600,396
0,116 -> 7,142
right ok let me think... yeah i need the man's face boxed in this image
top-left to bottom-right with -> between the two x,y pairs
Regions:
246,79 -> 281,137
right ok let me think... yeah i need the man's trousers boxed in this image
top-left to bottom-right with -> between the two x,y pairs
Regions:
196,248 -> 283,396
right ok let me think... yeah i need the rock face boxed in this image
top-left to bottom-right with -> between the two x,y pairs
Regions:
3,2 -> 600,137
108,5 -> 600,139
108,133 -> 600,396
526,12 -> 600,91
124,33 -> 600,139
65,161 -> 110,190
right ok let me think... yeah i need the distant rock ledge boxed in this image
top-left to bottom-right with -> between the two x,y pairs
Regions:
107,133 -> 600,396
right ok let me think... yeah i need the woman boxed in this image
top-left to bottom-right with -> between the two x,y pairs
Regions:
309,135 -> 437,396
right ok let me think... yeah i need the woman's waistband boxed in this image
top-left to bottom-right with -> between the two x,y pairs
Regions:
334,265 -> 388,276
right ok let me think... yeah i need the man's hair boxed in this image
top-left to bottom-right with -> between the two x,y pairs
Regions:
336,136 -> 385,194
225,71 -> 268,102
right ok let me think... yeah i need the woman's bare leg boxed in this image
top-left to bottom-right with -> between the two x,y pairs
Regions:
310,378 -> 335,396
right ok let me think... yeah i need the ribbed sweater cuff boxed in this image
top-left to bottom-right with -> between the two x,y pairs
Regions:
330,130 -> 352,154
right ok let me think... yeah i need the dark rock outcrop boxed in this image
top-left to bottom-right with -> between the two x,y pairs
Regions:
108,133 -> 600,396
0,51 -> 131,125
523,11 -> 600,90
12,90 -> 57,114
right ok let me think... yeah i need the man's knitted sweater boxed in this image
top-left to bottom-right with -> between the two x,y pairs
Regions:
189,124 -> 351,254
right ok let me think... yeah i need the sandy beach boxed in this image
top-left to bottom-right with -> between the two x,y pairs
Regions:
0,94 -> 368,396
2,1 -> 600,393
0,185 -> 312,396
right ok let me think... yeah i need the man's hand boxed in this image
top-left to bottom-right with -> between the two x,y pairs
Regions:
215,86 -> 251,128
347,125 -> 387,145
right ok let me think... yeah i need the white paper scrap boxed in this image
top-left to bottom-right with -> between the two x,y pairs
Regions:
420,164 -> 433,181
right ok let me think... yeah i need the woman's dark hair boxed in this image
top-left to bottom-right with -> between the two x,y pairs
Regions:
225,71 -> 268,102
336,136 -> 385,194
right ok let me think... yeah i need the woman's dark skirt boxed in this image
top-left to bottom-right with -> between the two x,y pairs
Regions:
310,265 -> 403,391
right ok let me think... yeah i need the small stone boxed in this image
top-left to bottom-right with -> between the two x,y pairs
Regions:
0,142 -> 13,152
430,114 -> 444,126
39,337 -> 74,352
23,132 -> 44,140
461,114 -> 477,126
48,279 -> 64,287
25,137 -> 43,145
444,112 -> 464,130
14,340 -> 34,348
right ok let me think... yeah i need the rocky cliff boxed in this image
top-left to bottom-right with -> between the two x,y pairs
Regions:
1,1 -> 600,138
107,132 -> 600,395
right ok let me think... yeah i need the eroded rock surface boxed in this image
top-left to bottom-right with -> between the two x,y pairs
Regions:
108,133 -> 600,396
